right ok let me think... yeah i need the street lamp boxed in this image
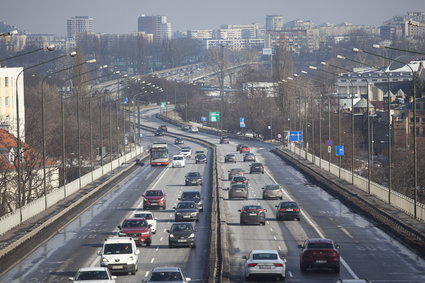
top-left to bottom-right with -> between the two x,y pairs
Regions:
0,44 -> 55,64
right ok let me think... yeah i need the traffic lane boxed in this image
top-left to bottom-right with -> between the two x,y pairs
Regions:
0,162 -> 164,283
259,147 -> 425,282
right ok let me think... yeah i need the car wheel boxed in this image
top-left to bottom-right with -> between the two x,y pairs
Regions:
245,275 -> 251,282
297,217 -> 301,221
276,216 -> 281,221
300,264 -> 307,272
131,270 -> 136,275
162,205 -> 166,210
279,275 -> 285,281
261,222 -> 266,226
334,266 -> 340,273
146,238 -> 151,246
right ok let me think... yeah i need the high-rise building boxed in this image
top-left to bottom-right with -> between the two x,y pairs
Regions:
265,15 -> 283,31
137,15 -> 172,42
67,16 -> 94,40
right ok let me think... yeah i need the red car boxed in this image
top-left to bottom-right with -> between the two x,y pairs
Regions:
239,145 -> 250,153
143,190 -> 167,210
118,218 -> 152,246
298,238 -> 340,273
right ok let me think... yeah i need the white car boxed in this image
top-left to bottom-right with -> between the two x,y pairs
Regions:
172,155 -> 186,168
99,237 -> 139,275
189,126 -> 198,133
243,250 -> 286,281
69,267 -> 116,282
180,148 -> 192,159
133,211 -> 157,234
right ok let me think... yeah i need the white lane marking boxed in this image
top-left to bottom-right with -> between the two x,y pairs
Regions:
278,245 -> 282,250
156,246 -> 159,251
145,271 -> 149,277
265,169 -> 359,279
150,258 -> 155,263
163,228 -> 167,232
270,227 -> 273,232
339,225 -> 355,239
288,271 -> 293,277
273,236 -> 277,241
160,237 -> 163,241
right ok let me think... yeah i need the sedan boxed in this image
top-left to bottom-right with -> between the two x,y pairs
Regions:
174,201 -> 199,222
195,153 -> 207,164
243,153 -> 256,162
243,250 -> 286,281
239,205 -> 266,225
185,171 -> 202,186
298,238 -> 340,273
276,201 -> 301,221
144,267 -> 191,283
167,222 -> 196,248
228,183 -> 248,200
250,162 -> 264,174
225,154 -> 237,163
174,137 -> 184,144
262,184 -> 284,200
69,267 -> 116,282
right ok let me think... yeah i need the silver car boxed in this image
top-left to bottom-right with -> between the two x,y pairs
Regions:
228,183 -> 248,200
144,267 -> 191,283
262,184 -> 283,200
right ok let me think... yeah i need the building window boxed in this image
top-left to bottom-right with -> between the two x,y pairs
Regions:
4,77 -> 8,87
5,96 -> 9,106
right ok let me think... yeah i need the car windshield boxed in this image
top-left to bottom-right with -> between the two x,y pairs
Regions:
151,151 -> 168,159
174,156 -> 184,160
182,192 -> 200,199
233,176 -> 246,182
146,191 -> 163,197
75,270 -> 109,280
122,219 -> 148,228
307,242 -> 334,249
187,172 -> 201,177
252,253 -> 278,260
196,154 -> 206,159
150,271 -> 183,281
181,149 -> 190,152
104,243 -> 132,254
134,213 -> 153,220
280,202 -> 298,208
244,205 -> 261,210
177,202 -> 196,209
266,185 -> 280,190
231,184 -> 246,189
171,224 -> 193,232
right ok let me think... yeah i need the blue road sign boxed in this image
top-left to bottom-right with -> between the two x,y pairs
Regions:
201,116 -> 207,122
289,131 -> 303,142
325,139 -> 333,146
336,145 -> 345,156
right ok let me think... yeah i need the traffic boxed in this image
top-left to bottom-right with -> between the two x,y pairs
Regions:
1,108 -> 424,283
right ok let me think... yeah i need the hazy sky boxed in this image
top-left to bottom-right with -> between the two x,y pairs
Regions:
1,0 -> 424,36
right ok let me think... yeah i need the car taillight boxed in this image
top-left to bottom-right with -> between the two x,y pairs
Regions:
279,208 -> 286,211
274,263 -> 283,267
294,209 -> 300,211
258,209 -> 265,212
247,263 -> 257,267
241,209 -> 246,213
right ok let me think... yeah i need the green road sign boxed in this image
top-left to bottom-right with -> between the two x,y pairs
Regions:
160,101 -> 167,108
209,111 -> 220,122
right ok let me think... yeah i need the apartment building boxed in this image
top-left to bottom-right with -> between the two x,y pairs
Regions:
138,15 -> 172,42
67,16 -> 94,40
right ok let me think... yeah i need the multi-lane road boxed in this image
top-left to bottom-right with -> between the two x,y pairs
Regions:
1,108 -> 424,282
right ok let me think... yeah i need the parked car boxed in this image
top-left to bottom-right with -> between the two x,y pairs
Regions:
250,162 -> 265,174
167,222 -> 196,248
228,168 -> 245,180
174,201 -> 199,222
179,190 -> 203,212
69,267 -> 116,282
243,250 -> 286,281
174,137 -> 184,144
154,129 -> 164,136
195,153 -> 207,164
172,155 -> 186,168
143,190 -> 166,210
243,153 -> 256,162
133,211 -> 157,234
118,218 -> 152,246
220,136 -> 230,144
159,125 -> 167,132
231,175 -> 249,186
225,154 -> 237,163
99,237 -> 139,275
143,267 -> 191,283
239,205 -> 266,225
185,171 -> 202,186
276,201 -> 301,221
262,184 -> 284,200
298,238 -> 340,273
239,145 -> 250,153
228,183 -> 249,200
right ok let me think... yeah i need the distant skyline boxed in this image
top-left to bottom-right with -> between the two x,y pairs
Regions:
1,0 -> 424,36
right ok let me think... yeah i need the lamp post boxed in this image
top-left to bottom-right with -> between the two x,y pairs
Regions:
0,44 -> 55,64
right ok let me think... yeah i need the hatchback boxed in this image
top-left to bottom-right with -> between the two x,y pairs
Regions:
179,190 -> 203,212
250,162 -> 264,174
195,153 -> 207,164
243,250 -> 286,281
70,267 -> 116,282
228,168 -> 244,180
276,201 -> 301,221
239,205 -> 266,225
185,171 -> 202,186
228,183 -> 248,200
243,153 -> 256,162
167,222 -> 196,248
220,136 -> 230,144
240,145 -> 250,153
231,175 -> 249,186
298,238 -> 340,273
225,154 -> 237,163
262,184 -> 283,200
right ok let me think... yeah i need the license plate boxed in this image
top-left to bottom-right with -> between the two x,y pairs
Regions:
178,239 -> 187,242
259,265 -> 271,269
112,265 -> 123,269
286,208 -> 293,211
183,216 -> 190,218
249,213 -> 257,215
315,260 -> 327,263
150,203 -> 158,205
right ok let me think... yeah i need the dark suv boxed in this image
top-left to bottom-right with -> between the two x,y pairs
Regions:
220,136 -> 230,144
179,190 -> 203,212
167,222 -> 196,248
185,172 -> 202,186
276,201 -> 301,220
239,205 -> 266,225
174,201 -> 199,222
298,238 -> 340,273
250,162 -> 264,174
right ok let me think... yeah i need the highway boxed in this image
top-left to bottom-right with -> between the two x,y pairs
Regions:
1,108 -> 424,282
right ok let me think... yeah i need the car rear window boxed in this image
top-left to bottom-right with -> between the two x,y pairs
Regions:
231,184 -> 246,189
307,242 -> 334,249
252,253 -> 278,260
182,192 -> 200,199
174,156 -> 184,160
244,205 -> 261,210
280,202 -> 298,208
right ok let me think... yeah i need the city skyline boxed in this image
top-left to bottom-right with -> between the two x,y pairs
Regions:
1,0 -> 424,36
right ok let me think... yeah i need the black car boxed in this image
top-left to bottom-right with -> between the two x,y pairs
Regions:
220,136 -> 230,144
185,171 -> 202,186
236,144 -> 243,152
276,201 -> 301,221
174,201 -> 199,222
167,222 -> 196,248
174,137 -> 184,144
225,154 -> 237,163
159,125 -> 168,132
179,190 -> 203,212
239,205 -> 266,225
195,153 -> 207,164
154,129 -> 164,136
250,162 -> 264,174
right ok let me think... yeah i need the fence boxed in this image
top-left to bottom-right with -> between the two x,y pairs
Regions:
288,143 -> 425,222
0,146 -> 144,235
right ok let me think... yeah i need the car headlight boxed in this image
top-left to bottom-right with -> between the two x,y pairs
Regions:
191,212 -> 197,216
176,212 -> 181,215
127,256 -> 134,262
189,233 -> 195,238
101,257 -> 109,263
142,231 -> 150,235
169,234 -> 174,238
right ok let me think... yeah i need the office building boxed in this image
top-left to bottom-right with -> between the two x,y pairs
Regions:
137,15 -> 172,42
67,16 -> 94,40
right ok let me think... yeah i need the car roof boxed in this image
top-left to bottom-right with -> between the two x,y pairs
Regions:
230,168 -> 243,171
104,237 -> 135,244
151,267 -> 181,272
77,267 -> 109,272
251,249 -> 279,254
307,238 -> 333,243
182,190 -> 200,194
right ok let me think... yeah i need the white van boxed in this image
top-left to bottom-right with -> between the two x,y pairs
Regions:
172,155 -> 186,168
99,237 -> 139,275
